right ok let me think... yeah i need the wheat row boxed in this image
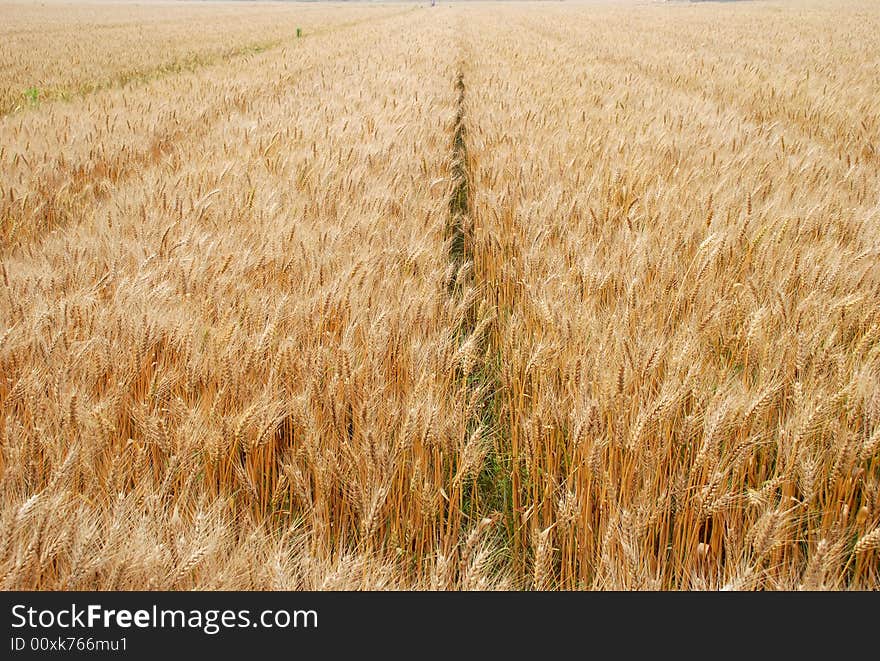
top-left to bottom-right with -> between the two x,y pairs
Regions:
465,1 -> 880,589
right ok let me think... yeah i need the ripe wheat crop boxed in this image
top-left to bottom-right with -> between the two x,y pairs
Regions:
1,0 -> 878,590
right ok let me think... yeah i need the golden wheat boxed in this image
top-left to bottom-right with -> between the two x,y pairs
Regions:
466,0 -> 880,589
1,0 -> 878,590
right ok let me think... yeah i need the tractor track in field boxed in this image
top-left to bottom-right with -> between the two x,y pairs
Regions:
445,52 -> 514,558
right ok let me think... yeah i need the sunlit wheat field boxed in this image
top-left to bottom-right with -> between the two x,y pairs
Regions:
1,0 -> 879,590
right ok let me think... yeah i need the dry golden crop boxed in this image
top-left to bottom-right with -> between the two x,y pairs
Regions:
0,1 -> 405,114
465,0 -> 880,589
1,0 -> 879,590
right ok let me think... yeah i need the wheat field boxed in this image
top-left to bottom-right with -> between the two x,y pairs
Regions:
1,0 -> 878,590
